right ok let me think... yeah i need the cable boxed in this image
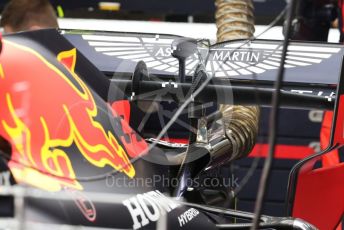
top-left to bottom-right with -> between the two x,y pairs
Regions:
251,1 -> 297,229
232,4 -> 287,198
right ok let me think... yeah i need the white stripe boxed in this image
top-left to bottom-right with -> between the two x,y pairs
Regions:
287,45 -> 340,53
186,60 -> 199,73
139,57 -> 155,62
223,43 -> 279,50
215,71 -> 227,77
162,60 -> 178,67
270,54 -> 322,63
83,35 -> 140,42
275,51 -> 331,58
219,44 -> 339,54
222,63 -> 232,71
284,60 -> 310,66
247,66 -> 265,74
228,70 -> 239,76
238,69 -> 252,75
166,60 -> 179,66
95,47 -> 146,52
162,58 -> 177,64
288,52 -> 331,58
185,59 -> 194,65
267,57 -> 307,66
286,55 -> 322,63
263,60 -> 280,66
284,64 -> 295,68
104,50 -> 148,56
256,63 -> 276,70
154,64 -> 170,70
268,57 -> 282,62
146,61 -> 164,68
165,67 -> 178,72
142,38 -> 174,44
110,54 -> 151,59
235,62 -> 249,67
89,41 -> 147,47
225,62 -> 241,70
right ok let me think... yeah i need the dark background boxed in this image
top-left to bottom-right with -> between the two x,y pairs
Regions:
0,0 -> 286,24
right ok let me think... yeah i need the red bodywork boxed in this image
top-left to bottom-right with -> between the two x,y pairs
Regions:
291,95 -> 344,229
0,39 -> 148,191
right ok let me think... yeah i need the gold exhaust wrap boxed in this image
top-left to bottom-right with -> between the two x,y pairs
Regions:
211,0 -> 260,161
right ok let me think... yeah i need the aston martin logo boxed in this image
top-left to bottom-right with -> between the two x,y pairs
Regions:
82,34 -> 341,77
212,50 -> 262,63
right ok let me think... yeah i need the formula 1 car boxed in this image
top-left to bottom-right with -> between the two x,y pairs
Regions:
1,12 -> 344,230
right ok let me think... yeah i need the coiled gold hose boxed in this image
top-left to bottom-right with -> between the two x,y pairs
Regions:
215,0 -> 255,41
212,0 -> 260,161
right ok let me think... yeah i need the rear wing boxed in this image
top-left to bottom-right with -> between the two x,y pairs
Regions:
63,30 -> 344,86
62,30 -> 344,109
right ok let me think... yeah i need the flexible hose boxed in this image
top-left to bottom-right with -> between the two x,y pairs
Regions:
211,0 -> 260,160
215,0 -> 255,41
